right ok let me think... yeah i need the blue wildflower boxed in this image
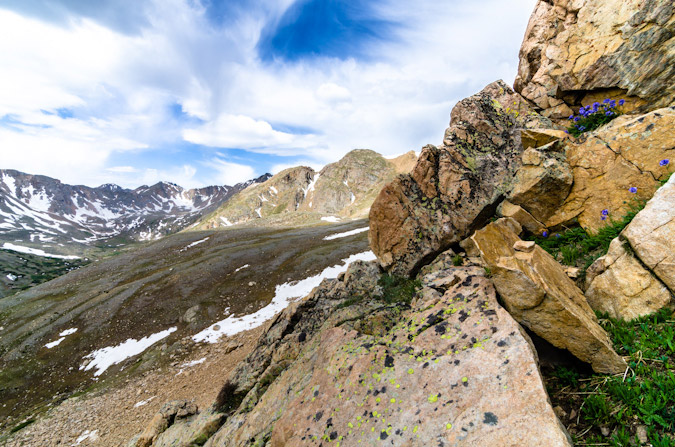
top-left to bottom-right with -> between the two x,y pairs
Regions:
603,98 -> 611,104
610,100 -> 617,108
601,216 -> 607,221
606,111 -> 613,116
579,107 -> 585,114
629,187 -> 638,194
618,99 -> 625,106
593,102 -> 600,110
578,125 -> 586,131
601,209 -> 609,216
569,115 -> 574,120
555,233 -> 561,239
574,116 -> 580,122
542,230 -> 549,238
660,159 -> 670,167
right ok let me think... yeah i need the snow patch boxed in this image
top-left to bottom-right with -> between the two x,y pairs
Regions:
350,192 -> 356,204
302,174 -> 320,198
73,430 -> 99,445
321,216 -> 340,223
192,251 -> 376,344
324,227 -> 369,240
220,217 -> 234,226
269,186 -> 278,195
44,328 -> 78,349
6,273 -> 16,281
180,237 -> 209,251
81,327 -> 177,376
255,207 -> 262,218
2,243 -> 80,259
235,264 -> 250,272
134,397 -> 156,408
182,357 -> 206,368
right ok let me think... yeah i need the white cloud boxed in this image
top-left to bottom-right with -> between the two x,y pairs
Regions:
209,158 -> 257,185
0,0 -> 539,188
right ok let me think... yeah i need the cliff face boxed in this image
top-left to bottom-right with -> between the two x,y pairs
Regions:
195,149 -> 417,229
514,0 -> 674,119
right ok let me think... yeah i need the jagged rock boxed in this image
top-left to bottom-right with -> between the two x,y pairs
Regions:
544,108 -> 675,233
515,0 -> 675,118
152,409 -> 223,447
467,218 -> 626,373
369,80 -> 552,276
622,173 -> 675,293
585,238 -> 672,320
508,143 -> 573,223
498,200 -> 546,234
132,400 -> 198,447
520,128 -> 568,149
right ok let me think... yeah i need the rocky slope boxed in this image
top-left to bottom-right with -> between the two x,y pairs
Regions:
0,220 -> 371,431
194,149 -> 417,229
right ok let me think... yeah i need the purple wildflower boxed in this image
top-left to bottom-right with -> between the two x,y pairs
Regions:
603,98 -> 611,104
601,216 -> 607,221
555,233 -> 561,239
574,116 -> 580,122
660,159 -> 670,167
606,111 -> 613,116
601,209 -> 609,216
629,187 -> 638,194
542,230 -> 549,238
618,99 -> 625,106
569,115 -> 574,120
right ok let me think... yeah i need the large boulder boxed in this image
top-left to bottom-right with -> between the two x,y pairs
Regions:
465,219 -> 626,374
515,0 -> 675,118
541,108 -> 674,233
369,80 -> 552,276
585,238 -> 672,320
622,173 -> 675,293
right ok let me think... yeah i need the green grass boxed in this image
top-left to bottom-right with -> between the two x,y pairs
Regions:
527,199 -> 645,272
545,309 -> 675,446
377,274 -> 421,305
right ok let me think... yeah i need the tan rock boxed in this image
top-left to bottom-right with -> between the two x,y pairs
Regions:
515,0 -> 674,117
585,238 -> 672,320
514,241 -> 536,253
369,80 -> 552,275
498,200 -> 546,234
509,144 -> 573,222
521,128 -> 568,149
545,108 -> 675,233
470,219 -> 626,373
134,401 -> 198,447
622,173 -> 675,293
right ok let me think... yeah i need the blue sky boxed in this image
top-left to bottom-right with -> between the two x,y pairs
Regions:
0,0 -> 537,188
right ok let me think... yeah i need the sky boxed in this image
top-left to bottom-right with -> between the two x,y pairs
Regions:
0,0 -> 537,189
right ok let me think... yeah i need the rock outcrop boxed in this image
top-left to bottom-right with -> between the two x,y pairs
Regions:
514,108 -> 674,233
515,0 -> 675,118
369,80 -> 552,276
464,218 -> 626,374
135,259 -> 572,446
585,238 -> 672,320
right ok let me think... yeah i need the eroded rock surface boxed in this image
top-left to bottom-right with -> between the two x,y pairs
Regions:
466,219 -> 626,374
585,238 -> 672,320
542,108 -> 675,233
369,80 -> 552,276
515,0 -> 675,118
622,173 -> 675,293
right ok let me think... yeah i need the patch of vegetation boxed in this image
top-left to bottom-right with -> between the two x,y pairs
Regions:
9,419 -> 35,434
377,274 -> 421,305
566,99 -> 624,137
545,309 -> 675,446
452,254 -> 464,266
527,200 -> 645,271
215,381 -> 248,414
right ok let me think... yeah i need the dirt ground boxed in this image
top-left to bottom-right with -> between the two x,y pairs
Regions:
3,325 -> 265,447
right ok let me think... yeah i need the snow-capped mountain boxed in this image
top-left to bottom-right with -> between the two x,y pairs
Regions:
0,169 -> 271,255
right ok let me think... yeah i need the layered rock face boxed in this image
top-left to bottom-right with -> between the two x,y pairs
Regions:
369,80 -> 552,276
134,260 -> 572,446
515,0 -> 675,118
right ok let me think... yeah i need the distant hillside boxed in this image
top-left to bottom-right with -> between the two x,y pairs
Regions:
194,149 -> 417,229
